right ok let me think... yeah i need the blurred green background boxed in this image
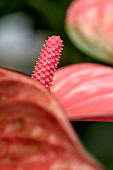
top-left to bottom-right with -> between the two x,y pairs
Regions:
0,0 -> 113,169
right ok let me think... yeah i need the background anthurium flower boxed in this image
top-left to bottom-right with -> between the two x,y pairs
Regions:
65,0 -> 113,63
52,63 -> 113,122
0,67 -> 103,170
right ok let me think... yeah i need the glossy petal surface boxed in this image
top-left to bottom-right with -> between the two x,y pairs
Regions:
0,67 -> 103,169
52,63 -> 113,121
65,0 -> 113,63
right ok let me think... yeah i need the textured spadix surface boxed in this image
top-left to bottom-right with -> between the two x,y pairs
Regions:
0,67 -> 103,170
65,0 -> 113,63
52,63 -> 113,121
32,36 -> 63,89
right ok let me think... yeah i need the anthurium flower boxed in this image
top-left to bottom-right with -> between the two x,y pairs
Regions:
52,63 -> 113,122
0,36 -> 104,169
0,67 -> 103,170
65,0 -> 113,63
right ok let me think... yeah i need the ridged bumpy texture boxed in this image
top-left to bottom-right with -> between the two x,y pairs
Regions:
32,36 -> 63,89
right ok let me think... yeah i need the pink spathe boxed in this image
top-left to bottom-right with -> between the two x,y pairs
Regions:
65,0 -> 113,63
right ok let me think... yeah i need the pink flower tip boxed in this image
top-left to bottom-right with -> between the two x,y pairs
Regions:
31,35 -> 63,89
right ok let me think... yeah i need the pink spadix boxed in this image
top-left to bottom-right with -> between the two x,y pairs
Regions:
32,36 -> 63,89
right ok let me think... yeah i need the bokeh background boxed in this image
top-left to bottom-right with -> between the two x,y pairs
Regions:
0,0 -> 113,169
